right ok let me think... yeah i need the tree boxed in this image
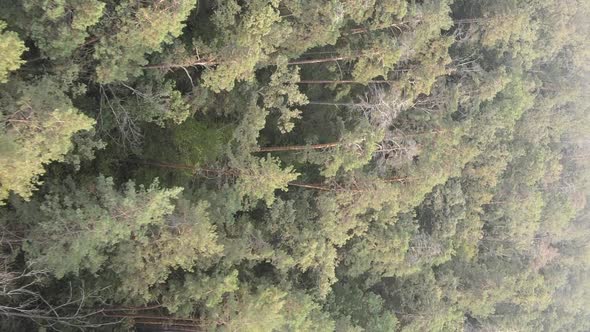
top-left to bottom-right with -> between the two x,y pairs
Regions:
1,0 -> 589,330
0,77 -> 95,202
259,58 -> 308,133
0,21 -> 26,83
326,282 -> 399,332
297,117 -> 384,177
22,176 -> 223,305
196,0 -> 285,92
94,0 -> 197,83
202,284 -> 334,331
229,154 -> 300,207
7,0 -> 104,59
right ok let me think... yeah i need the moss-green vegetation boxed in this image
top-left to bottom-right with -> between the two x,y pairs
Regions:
0,0 -> 589,330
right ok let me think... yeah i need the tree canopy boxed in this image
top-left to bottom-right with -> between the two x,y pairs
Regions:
0,0 -> 589,331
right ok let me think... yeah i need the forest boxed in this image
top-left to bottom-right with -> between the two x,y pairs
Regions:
0,0 -> 589,331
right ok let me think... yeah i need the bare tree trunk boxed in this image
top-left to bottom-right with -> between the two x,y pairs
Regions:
287,55 -> 358,65
143,60 -> 217,70
144,55 -> 359,71
129,159 -> 239,177
307,101 -> 356,106
453,18 -> 490,25
382,176 -> 412,183
145,53 -> 370,71
129,159 -> 415,192
256,142 -> 340,152
287,182 -> 333,191
298,80 -> 398,84
287,182 -> 378,193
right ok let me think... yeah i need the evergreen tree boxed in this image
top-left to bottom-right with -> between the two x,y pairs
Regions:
0,1 -> 588,330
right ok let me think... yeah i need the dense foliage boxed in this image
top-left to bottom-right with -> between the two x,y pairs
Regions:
0,0 -> 589,331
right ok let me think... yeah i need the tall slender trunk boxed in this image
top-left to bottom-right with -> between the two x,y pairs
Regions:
255,129 -> 445,153
144,54 -> 359,71
567,154 -> 590,161
287,54 -> 358,65
128,159 -> 239,176
144,53 -> 372,71
307,101 -> 356,107
453,18 -> 491,25
298,80 -> 398,84
131,159 -> 413,191
382,176 -> 416,183
256,142 -> 340,152
102,312 -> 202,330
143,60 -> 217,70
287,182 -> 333,191
288,182 -> 377,193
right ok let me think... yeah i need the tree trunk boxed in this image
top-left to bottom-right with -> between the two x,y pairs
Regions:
143,60 -> 217,70
129,159 -> 239,176
130,159 -> 412,192
287,182 -> 333,191
145,54 -> 359,71
307,101 -> 356,106
298,80 -> 397,84
256,142 -> 340,152
287,55 -> 358,65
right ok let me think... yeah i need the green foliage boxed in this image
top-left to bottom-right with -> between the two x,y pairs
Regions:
275,0 -> 346,55
0,77 -> 94,201
0,21 -> 26,83
200,0 -> 285,92
94,0 -> 197,82
327,282 -> 399,331
0,0 -> 589,330
161,270 -> 239,316
392,270 -> 465,332
344,213 -> 416,279
261,59 -> 308,133
303,119 -> 384,177
123,78 -> 191,126
23,176 -> 223,303
171,119 -> 234,165
351,34 -> 402,83
231,154 -> 300,207
18,0 -> 104,58
202,284 -> 334,331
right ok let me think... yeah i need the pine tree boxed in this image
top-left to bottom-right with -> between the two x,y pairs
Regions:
0,77 -> 94,202
0,21 -> 27,83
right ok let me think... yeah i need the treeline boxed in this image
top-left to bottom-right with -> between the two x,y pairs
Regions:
0,0 -> 589,331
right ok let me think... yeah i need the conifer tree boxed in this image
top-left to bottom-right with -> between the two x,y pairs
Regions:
0,77 -> 94,202
0,21 -> 26,83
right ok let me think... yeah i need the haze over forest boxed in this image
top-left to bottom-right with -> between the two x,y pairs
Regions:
0,0 -> 589,331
